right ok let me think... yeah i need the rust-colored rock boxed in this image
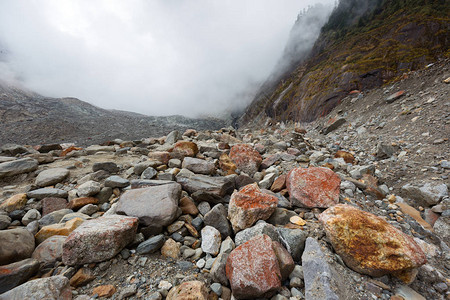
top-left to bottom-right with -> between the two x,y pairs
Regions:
397,203 -> 433,232
172,141 -> 199,157
226,234 -> 281,299
270,175 -> 286,193
0,193 -> 27,213
334,150 -> 355,164
92,285 -> 117,298
69,267 -> 95,287
228,183 -> 278,233
60,146 -> 82,157
68,197 -> 98,210
42,197 -> 68,216
229,144 -> 262,176
35,217 -> 84,244
272,241 -> 295,281
219,153 -> 237,175
179,196 -> 199,215
319,204 -> 427,280
167,281 -> 208,300
286,167 -> 340,208
361,174 -> 385,200
148,151 -> 170,165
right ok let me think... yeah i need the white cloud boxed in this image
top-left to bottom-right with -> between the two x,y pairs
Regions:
0,0 -> 334,117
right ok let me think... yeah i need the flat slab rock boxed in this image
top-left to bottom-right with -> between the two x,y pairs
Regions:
287,167 -> 340,208
62,215 -> 138,266
116,183 -> 181,226
0,275 -> 72,300
319,204 -> 427,281
0,157 -> 38,178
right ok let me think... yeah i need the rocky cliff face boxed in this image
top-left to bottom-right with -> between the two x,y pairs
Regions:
239,0 -> 449,127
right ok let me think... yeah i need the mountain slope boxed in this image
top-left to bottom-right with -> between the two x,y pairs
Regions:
239,0 -> 449,127
0,80 -> 228,146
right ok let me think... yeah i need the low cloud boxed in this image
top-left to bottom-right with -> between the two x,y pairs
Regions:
0,0 -> 334,118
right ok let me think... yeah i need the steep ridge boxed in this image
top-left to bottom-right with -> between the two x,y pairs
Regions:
0,80 -> 229,146
239,0 -> 449,127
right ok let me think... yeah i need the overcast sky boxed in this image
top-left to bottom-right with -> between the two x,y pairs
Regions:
0,0 -> 334,118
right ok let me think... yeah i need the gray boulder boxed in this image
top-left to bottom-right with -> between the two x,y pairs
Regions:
0,158 -> 38,178
35,168 -> 70,187
0,275 -> 71,300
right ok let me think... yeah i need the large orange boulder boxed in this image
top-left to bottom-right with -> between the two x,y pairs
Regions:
172,141 -> 198,157
226,235 -> 281,299
319,204 -> 427,282
229,144 -> 262,176
286,167 -> 340,208
228,184 -> 278,233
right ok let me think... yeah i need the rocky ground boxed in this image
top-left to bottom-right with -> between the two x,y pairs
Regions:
0,62 -> 448,300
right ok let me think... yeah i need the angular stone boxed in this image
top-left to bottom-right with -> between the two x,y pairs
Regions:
116,183 -> 181,226
36,168 -> 70,187
148,151 -> 170,165
32,235 -> 66,266
433,216 -> 449,247
172,141 -> 199,157
0,214 -> 11,230
179,196 -> 199,215
261,154 -> 280,169
42,197 -> 68,216
0,193 -> 27,213
0,228 -> 35,265
0,275 -> 72,300
319,204 -> 427,279
134,160 -> 160,175
70,267 -> 95,287
211,253 -> 229,286
286,167 -> 340,208
22,208 -> 41,225
267,208 -> 297,226
271,174 -> 286,193
334,150 -> 355,164
92,285 -> 117,298
219,153 -> 237,175
77,180 -> 101,197
401,182 -> 448,207
229,144 -> 262,176
321,117 -> 346,134
302,237 -> 340,300
0,158 -> 38,178
386,90 -> 405,103
166,281 -> 208,300
276,228 -> 308,262
165,130 -> 182,145
27,188 -> 68,200
182,157 -> 215,175
68,197 -> 98,210
228,183 -> 278,233
141,166 -> 158,179
62,215 -> 138,266
235,221 -> 280,246
161,238 -> 180,259
0,258 -> 39,294
1,144 -> 29,156
204,204 -> 232,239
35,217 -> 84,244
78,204 -> 98,216
272,241 -> 295,281
92,162 -> 119,173
226,234 -> 281,299
176,172 -> 234,203
136,234 -> 165,254
201,226 -> 221,255
39,209 -> 73,227
104,175 -> 130,188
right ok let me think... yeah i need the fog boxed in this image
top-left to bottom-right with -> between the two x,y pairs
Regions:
0,0 -> 334,118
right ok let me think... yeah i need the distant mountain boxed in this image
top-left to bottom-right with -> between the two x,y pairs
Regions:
239,0 -> 449,127
0,80 -> 229,146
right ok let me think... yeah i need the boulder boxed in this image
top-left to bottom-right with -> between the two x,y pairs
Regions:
116,183 -> 181,226
62,215 -> 138,266
148,151 -> 170,165
234,221 -> 280,246
0,275 -> 72,300
229,144 -> 262,176
136,234 -> 165,254
35,217 -> 84,244
68,197 -> 98,210
319,204 -> 427,281
182,157 -> 215,175
401,182 -> 448,207
228,183 -> 278,233
0,228 -> 35,265
104,175 -> 130,188
176,172 -> 234,203
35,168 -> 70,187
219,153 -> 237,175
0,258 -> 39,294
32,235 -> 66,266
77,180 -> 101,197
201,226 -> 222,255
286,167 -> 340,208
172,141 -> 199,157
0,193 -> 28,213
226,234 -> 281,299
41,197 -> 68,216
167,281 -> 208,300
204,204 -> 232,239
27,188 -> 68,200
92,162 -> 119,173
0,158 -> 38,178
271,241 -> 295,281
39,209 -> 73,227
